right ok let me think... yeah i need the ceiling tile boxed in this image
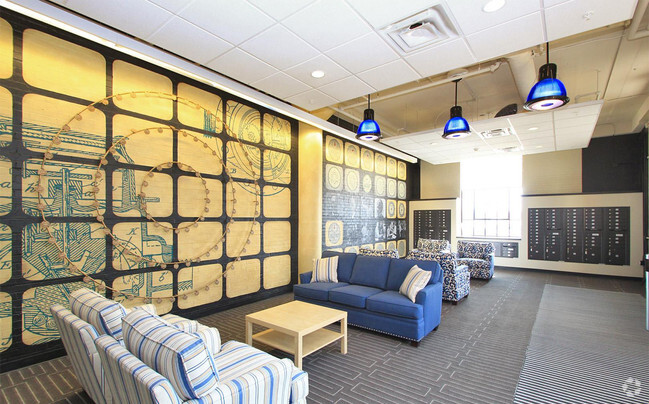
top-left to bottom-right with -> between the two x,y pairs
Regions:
345,0 -> 441,29
545,0 -> 638,42
286,89 -> 339,110
178,0 -> 275,44
446,0 -> 540,36
285,55 -> 351,87
51,0 -> 173,39
251,72 -> 312,99
326,32 -> 400,74
465,12 -> 544,62
404,39 -> 476,77
148,18 -> 232,64
283,0 -> 372,52
319,76 -> 376,103
247,0 -> 316,21
240,25 -> 320,70
357,60 -> 421,91
146,0 -> 190,13
205,48 -> 278,84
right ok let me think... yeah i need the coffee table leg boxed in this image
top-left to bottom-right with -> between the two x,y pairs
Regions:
294,334 -> 303,369
341,316 -> 347,354
245,319 -> 252,346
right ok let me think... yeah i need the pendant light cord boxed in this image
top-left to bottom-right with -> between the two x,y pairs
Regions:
546,42 -> 550,64
367,95 -> 371,110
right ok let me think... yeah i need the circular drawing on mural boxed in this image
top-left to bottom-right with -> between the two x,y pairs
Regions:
345,169 -> 359,192
326,137 -> 343,163
327,165 -> 342,189
387,179 -> 397,197
327,222 -> 342,245
375,176 -> 386,196
398,181 -> 406,199
345,143 -> 360,167
387,201 -> 396,217
387,158 -> 396,177
362,174 -> 372,193
361,149 -> 373,171
398,202 -> 406,217
375,154 -> 386,174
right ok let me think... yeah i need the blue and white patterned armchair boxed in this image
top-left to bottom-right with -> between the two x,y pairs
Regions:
415,238 -> 451,254
457,241 -> 495,280
358,247 -> 399,258
406,250 -> 470,304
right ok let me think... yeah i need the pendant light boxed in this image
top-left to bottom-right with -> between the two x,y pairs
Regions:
524,42 -> 569,111
442,79 -> 470,139
356,94 -> 381,141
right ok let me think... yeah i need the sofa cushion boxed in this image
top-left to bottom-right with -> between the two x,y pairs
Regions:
293,282 -> 349,301
322,251 -> 357,283
399,265 -> 432,302
349,255 -> 391,289
366,291 -> 423,320
386,258 -> 440,291
312,256 -> 339,283
122,309 -> 219,400
69,288 -> 127,340
329,285 -> 383,308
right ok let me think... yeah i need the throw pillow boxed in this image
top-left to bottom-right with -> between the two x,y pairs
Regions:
399,265 -> 432,302
311,256 -> 339,283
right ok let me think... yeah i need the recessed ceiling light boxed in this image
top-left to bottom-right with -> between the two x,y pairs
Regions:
528,127 -> 539,131
483,0 -> 506,13
311,70 -> 325,78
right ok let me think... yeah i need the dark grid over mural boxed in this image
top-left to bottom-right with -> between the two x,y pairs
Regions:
0,9 -> 298,371
321,133 -> 409,257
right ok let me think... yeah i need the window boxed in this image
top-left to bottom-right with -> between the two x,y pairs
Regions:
460,155 -> 522,238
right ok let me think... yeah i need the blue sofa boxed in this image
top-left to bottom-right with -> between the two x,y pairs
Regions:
293,251 -> 443,345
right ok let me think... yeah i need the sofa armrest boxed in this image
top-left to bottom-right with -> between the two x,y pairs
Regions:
197,358 -> 294,403
299,272 -> 312,284
415,282 -> 443,336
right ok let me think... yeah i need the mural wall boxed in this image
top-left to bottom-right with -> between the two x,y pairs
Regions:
322,134 -> 408,257
0,11 -> 297,370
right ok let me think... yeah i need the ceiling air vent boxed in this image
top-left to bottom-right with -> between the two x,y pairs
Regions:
379,6 -> 459,54
480,128 -> 513,139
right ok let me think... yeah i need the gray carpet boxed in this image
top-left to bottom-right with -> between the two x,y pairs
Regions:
514,285 -> 649,404
0,268 -> 645,403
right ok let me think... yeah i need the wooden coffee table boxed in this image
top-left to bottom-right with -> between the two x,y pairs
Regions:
245,300 -> 347,369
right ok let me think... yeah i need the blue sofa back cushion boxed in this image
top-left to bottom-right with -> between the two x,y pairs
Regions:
322,251 -> 357,283
349,255 -> 391,289
385,258 -> 442,291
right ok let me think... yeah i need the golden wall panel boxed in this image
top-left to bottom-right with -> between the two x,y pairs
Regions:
263,221 -> 291,253
112,222 -> 173,270
178,130 -> 223,176
0,19 -> 12,79
387,199 -> 397,219
0,86 -> 12,146
325,135 -> 344,164
398,200 -> 407,219
226,102 -> 260,143
113,169 -> 171,217
22,222 -> 105,281
397,161 -> 407,180
226,221 -> 260,258
344,246 -> 359,254
374,242 -> 386,250
344,142 -> 360,168
23,94 -> 106,158
226,182 -> 259,218
177,83 -> 223,133
263,114 -> 291,151
263,186 -> 291,218
112,270 -> 173,314
0,225 -> 10,284
22,281 -> 102,345
177,222 -> 223,262
386,240 -> 397,252
360,148 -> 374,172
360,243 -> 373,250
23,29 -> 105,101
226,258 -> 260,298
178,177 -> 222,218
0,292 -> 10,352
263,150 -> 291,184
112,61 -> 172,120
397,240 -> 407,258
375,153 -> 386,175
178,264 -> 223,309
263,255 -> 290,289
226,141 -> 260,180
387,157 -> 397,178
112,115 -> 173,166
0,156 -> 11,215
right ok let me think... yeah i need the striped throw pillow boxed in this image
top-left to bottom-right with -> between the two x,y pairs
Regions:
69,288 -> 127,340
399,265 -> 432,302
311,256 -> 339,283
122,309 -> 219,400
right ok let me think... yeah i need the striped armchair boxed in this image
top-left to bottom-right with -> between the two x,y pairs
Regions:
95,315 -> 309,403
406,250 -> 470,304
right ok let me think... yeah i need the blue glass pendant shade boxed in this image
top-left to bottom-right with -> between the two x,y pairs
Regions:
524,63 -> 569,111
443,106 -> 470,139
356,108 -> 381,141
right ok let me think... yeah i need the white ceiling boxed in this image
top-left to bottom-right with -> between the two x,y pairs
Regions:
37,0 -> 649,164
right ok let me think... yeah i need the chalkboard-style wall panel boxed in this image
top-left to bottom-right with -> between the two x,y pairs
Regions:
528,207 -> 630,265
582,133 -> 644,193
412,209 -> 451,247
